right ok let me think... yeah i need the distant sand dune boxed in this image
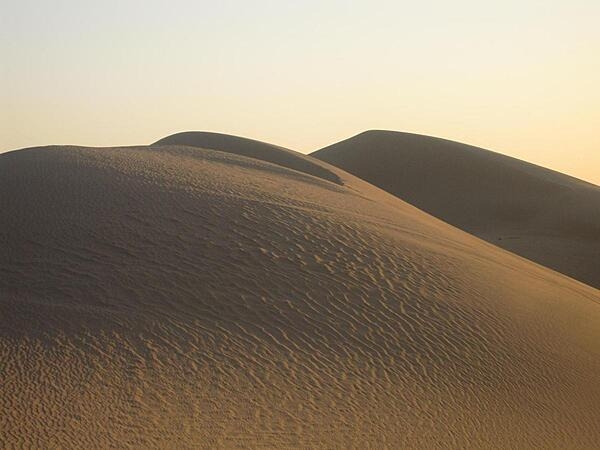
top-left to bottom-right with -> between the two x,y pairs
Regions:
313,130 -> 600,289
1,141 -> 600,448
155,131 -> 343,185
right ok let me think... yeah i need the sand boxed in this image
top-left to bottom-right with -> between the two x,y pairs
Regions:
1,138 -> 600,448
155,131 -> 343,185
313,130 -> 600,290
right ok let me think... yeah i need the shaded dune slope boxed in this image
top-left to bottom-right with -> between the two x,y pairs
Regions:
155,131 -> 342,185
313,130 -> 600,289
1,144 -> 600,448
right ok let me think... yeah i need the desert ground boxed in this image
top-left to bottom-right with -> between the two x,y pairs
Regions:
1,132 -> 599,448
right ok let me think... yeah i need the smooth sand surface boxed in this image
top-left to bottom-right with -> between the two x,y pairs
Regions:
155,131 -> 343,185
313,130 -> 600,290
1,141 -> 600,448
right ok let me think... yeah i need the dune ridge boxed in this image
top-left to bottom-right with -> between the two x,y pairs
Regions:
1,141 -> 600,448
313,130 -> 600,289
155,131 -> 343,185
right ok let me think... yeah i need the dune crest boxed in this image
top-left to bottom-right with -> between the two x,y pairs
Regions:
313,130 -> 600,289
155,131 -> 343,185
1,143 -> 600,448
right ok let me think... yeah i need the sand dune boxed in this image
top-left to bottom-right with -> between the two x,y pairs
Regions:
155,131 -> 342,185
313,130 -> 600,289
2,141 -> 600,448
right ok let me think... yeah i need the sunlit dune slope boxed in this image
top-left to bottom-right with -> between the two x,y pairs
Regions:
1,143 -> 600,448
155,131 -> 342,185
313,130 -> 600,289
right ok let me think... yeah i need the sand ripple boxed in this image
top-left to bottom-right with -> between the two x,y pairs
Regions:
1,145 -> 599,448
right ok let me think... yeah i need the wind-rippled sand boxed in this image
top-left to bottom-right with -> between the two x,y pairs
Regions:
313,130 -> 600,290
1,142 -> 600,448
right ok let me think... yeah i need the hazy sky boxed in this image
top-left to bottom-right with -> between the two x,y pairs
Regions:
2,0 -> 599,184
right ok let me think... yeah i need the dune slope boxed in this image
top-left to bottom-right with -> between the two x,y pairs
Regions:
1,144 -> 600,448
155,131 -> 342,185
313,130 -> 600,289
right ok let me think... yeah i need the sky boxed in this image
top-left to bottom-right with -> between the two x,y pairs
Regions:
2,0 -> 599,185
